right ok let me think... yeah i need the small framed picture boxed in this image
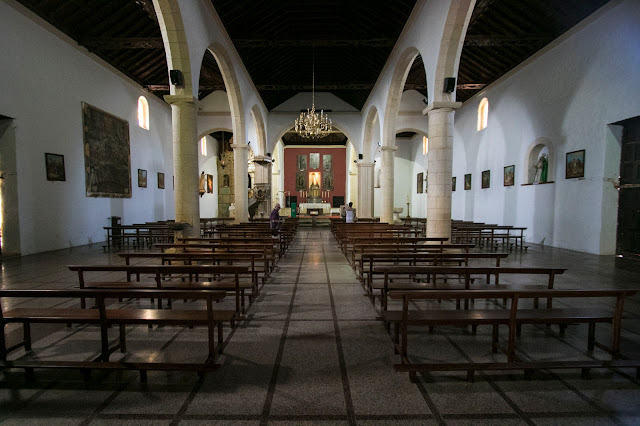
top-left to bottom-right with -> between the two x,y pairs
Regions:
504,165 -> 515,186
206,174 -> 213,193
566,149 -> 585,179
138,169 -> 147,188
417,173 -> 423,193
481,170 -> 490,189
45,153 -> 66,181
452,176 -> 456,191
464,173 -> 471,190
157,172 -> 165,189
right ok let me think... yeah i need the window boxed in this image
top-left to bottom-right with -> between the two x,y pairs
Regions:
137,96 -> 149,130
422,136 -> 429,155
200,137 -> 207,156
477,97 -> 488,131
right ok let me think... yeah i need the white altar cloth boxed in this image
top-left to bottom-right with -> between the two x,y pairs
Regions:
299,202 -> 331,214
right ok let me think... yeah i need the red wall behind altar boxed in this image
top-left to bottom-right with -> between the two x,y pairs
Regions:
284,147 -> 346,206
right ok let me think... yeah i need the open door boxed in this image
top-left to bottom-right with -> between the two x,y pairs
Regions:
616,116 -> 640,258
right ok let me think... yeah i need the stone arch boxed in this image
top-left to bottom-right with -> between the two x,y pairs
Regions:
433,0 -> 475,103
154,0 -> 194,96
362,105 -> 380,162
524,137 -> 555,184
203,43 -> 245,146
382,46 -> 421,148
270,122 -> 356,154
250,104 -> 267,156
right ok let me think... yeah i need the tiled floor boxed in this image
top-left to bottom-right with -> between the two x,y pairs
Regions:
1,227 -> 639,425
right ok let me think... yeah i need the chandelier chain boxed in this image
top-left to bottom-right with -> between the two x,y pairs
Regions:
295,53 -> 332,139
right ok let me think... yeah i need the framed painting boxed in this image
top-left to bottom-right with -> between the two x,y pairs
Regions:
45,153 -> 66,181
310,152 -> 320,169
452,176 -> 456,191
82,102 -> 131,198
322,171 -> 334,191
295,171 -> 306,191
482,170 -> 490,189
566,149 -> 585,179
297,155 -> 307,171
417,172 -> 423,194
464,173 -> 471,190
206,174 -> 213,193
138,169 -> 147,188
323,154 -> 332,171
504,165 -> 515,186
157,172 -> 165,189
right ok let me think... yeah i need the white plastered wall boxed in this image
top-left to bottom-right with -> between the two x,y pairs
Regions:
451,0 -> 640,255
0,1 -> 174,255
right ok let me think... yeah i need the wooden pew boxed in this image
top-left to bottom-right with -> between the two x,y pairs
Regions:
68,264 -> 248,314
351,243 -> 475,268
0,288 -> 234,382
359,252 -> 511,296
385,289 -> 639,382
375,265 -> 567,310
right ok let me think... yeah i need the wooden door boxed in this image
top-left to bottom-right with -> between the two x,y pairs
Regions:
616,117 -> 640,256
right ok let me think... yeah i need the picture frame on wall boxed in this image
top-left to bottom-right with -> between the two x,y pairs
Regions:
157,172 -> 165,189
417,172 -> 423,193
504,165 -> 515,186
323,154 -> 332,171
464,173 -> 471,190
452,176 -> 456,191
138,169 -> 147,188
297,155 -> 307,171
482,170 -> 490,189
566,149 -> 585,179
45,153 -> 66,181
310,153 -> 320,169
206,174 -> 213,193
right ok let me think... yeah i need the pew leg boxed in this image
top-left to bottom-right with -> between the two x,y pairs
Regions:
25,367 -> 35,382
492,325 -> 499,353
471,324 -> 478,335
100,325 -> 110,361
23,323 -> 32,351
0,326 -> 6,360
516,323 -> 522,337
587,322 -> 596,352
559,324 -> 567,337
140,370 -> 148,384
217,322 -> 223,354
393,323 -> 400,354
119,324 -> 126,352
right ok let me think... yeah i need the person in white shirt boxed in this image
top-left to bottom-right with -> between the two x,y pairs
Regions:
345,202 -> 356,223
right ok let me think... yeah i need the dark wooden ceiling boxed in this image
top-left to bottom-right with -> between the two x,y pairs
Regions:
14,0 -> 610,111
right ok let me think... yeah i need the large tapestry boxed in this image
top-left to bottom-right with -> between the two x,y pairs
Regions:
82,102 -> 131,198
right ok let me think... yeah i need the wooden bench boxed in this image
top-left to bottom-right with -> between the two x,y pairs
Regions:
68,264 -> 249,314
375,266 -> 567,310
359,252 -> 510,296
0,288 -> 235,382
385,289 -> 638,381
351,243 -> 475,268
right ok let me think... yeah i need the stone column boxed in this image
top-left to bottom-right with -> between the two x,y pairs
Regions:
424,102 -> 461,239
380,145 -> 397,224
357,162 -> 374,219
253,155 -> 272,220
230,142 -> 249,223
164,95 -> 200,237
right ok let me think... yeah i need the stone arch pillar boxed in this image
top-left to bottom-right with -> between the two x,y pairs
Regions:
164,94 -> 201,237
425,103 -> 460,239
380,145 -> 398,223
231,142 -> 249,223
357,162 -> 374,219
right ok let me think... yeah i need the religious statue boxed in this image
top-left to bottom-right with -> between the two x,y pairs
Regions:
533,153 -> 548,183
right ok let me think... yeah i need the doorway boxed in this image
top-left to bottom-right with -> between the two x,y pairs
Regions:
616,116 -> 640,257
0,115 -> 20,256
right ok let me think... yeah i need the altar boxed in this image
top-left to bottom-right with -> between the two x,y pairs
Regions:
299,202 -> 331,215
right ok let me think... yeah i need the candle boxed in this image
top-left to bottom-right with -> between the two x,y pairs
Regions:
407,194 -> 409,203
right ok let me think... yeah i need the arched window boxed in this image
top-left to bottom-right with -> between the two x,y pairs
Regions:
137,96 -> 149,130
200,137 -> 207,156
477,97 -> 488,131
422,136 -> 429,155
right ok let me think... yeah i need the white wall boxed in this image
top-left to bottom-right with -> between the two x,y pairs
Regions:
408,134 -> 428,217
0,2 -> 174,255
451,0 -> 640,255
198,135 -> 219,217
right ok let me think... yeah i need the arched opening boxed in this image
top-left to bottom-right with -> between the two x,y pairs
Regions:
524,137 -> 554,184
477,97 -> 488,131
137,96 -> 149,130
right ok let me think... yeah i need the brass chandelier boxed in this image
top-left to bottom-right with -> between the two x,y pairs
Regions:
295,56 -> 332,138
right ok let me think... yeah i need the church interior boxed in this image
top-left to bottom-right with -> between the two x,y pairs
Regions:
1,0 -> 640,423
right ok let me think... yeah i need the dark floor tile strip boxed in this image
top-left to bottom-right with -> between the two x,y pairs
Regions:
323,242 -> 357,426
79,381 -> 132,426
259,242 -> 305,426
441,334 -> 535,426
414,378 -> 446,425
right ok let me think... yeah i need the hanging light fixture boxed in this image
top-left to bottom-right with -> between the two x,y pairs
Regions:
295,54 -> 332,138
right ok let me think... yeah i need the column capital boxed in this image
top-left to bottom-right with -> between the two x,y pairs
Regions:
422,101 -> 462,116
230,143 -> 249,150
253,155 -> 272,164
163,94 -> 201,108
380,145 -> 398,152
357,162 -> 374,168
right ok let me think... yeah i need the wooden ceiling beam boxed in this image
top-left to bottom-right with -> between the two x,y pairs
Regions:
234,39 -> 396,48
464,34 -> 553,47
82,37 -> 164,50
